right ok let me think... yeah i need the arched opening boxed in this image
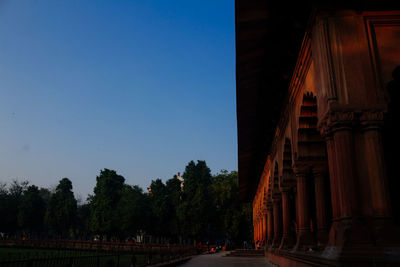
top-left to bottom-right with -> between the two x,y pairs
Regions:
279,138 -> 297,249
272,162 -> 282,247
296,92 -> 332,249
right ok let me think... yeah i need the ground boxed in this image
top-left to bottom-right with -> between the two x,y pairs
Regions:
179,251 -> 273,267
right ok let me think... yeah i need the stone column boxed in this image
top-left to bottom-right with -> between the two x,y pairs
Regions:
262,212 -> 267,246
272,198 -> 282,248
360,113 -> 399,245
258,218 -> 263,245
320,111 -> 371,257
324,136 -> 340,220
313,166 -> 329,247
280,189 -> 295,249
264,211 -> 268,245
266,204 -> 274,247
333,127 -> 359,218
360,113 -> 392,218
253,218 -> 257,243
293,164 -> 315,250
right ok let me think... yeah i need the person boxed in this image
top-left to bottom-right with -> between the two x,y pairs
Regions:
196,241 -> 202,254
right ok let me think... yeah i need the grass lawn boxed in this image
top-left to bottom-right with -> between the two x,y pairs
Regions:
0,247 -> 167,266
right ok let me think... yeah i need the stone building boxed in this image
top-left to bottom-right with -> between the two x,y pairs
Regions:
236,1 -> 400,266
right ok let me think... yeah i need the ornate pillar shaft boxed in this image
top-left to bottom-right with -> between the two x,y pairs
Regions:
294,166 -> 315,250
320,111 -> 390,255
361,117 -> 391,217
360,113 -> 400,246
272,199 -> 282,247
281,190 -> 290,238
263,214 -> 267,244
325,136 -> 340,220
333,127 -> 359,218
296,170 -> 310,232
264,212 -> 268,243
313,167 -> 329,247
266,206 -> 274,246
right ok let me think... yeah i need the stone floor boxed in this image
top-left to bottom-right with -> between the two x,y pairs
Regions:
178,251 -> 273,267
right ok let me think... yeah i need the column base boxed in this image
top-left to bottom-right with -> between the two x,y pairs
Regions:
327,218 -> 370,249
279,234 -> 296,250
322,217 -> 398,260
272,236 -> 282,248
372,217 -> 400,247
293,229 -> 316,251
316,229 -> 328,249
266,239 -> 274,248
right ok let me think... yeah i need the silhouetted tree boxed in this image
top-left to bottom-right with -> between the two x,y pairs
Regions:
2,180 -> 29,234
178,160 -> 213,241
89,169 -> 125,240
18,185 -> 46,235
45,178 -> 77,237
211,170 -> 253,245
118,184 -> 150,239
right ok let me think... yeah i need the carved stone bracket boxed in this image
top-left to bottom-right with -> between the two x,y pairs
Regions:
293,161 -> 312,177
319,109 -> 385,137
359,110 -> 385,130
312,162 -> 329,177
265,200 -> 274,211
321,110 -> 356,136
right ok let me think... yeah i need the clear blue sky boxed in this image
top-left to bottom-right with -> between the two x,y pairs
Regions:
0,0 -> 236,199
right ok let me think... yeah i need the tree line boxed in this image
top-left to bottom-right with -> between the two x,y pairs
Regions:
0,160 -> 252,246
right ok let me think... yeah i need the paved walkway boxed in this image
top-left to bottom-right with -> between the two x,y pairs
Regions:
179,252 -> 273,267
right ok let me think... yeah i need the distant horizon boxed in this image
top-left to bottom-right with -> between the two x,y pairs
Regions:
0,0 -> 237,198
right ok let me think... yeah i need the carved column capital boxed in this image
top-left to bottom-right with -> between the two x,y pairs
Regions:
312,163 -> 329,178
265,200 -> 274,211
293,161 -> 312,177
272,196 -> 282,204
280,187 -> 291,194
319,110 -> 356,137
320,109 -> 386,136
359,110 -> 384,130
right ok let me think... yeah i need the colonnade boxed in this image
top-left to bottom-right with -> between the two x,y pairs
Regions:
253,109 -> 395,255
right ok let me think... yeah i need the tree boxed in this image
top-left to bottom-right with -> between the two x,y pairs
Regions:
76,201 -> 91,239
89,169 -> 125,239
148,179 -> 168,237
18,185 -> 46,235
2,180 -> 29,234
118,185 -> 150,239
0,183 -> 8,233
165,176 -> 182,241
210,170 -> 253,245
45,178 -> 77,237
178,160 -> 213,241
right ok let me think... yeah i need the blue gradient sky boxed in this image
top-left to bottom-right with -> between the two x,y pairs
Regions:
0,0 -> 236,199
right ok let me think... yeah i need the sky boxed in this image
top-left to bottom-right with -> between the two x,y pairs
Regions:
0,0 -> 236,199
